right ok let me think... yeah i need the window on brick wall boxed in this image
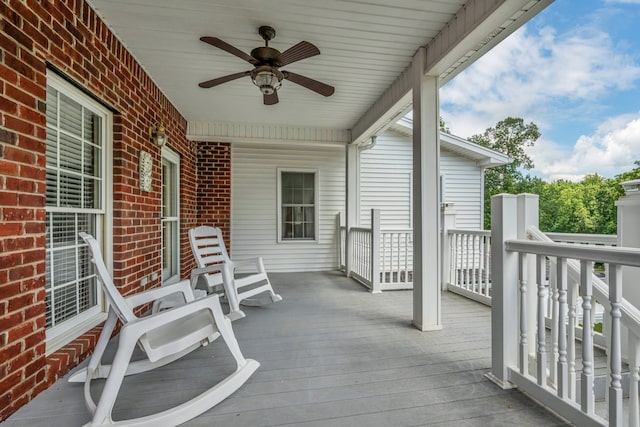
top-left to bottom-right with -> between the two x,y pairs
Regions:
45,72 -> 112,353
161,146 -> 180,284
277,169 -> 318,242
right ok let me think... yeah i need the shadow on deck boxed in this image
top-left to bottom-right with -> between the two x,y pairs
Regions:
6,271 -> 569,426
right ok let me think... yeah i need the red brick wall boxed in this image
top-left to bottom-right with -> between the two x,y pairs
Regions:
194,141 -> 232,254
0,0 -> 219,420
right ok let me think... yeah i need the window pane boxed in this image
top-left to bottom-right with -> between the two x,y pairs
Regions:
59,94 -> 82,135
52,213 -> 76,248
83,177 -> 99,209
304,207 -> 314,222
282,172 -> 293,189
53,247 -> 77,286
83,143 -> 100,177
59,173 -> 82,208
46,169 -> 58,205
305,222 -> 315,239
46,86 -> 58,125
303,189 -> 314,204
78,277 -> 97,312
53,283 -> 78,324
304,173 -> 314,189
60,133 -> 83,172
84,112 -> 101,147
46,129 -> 57,168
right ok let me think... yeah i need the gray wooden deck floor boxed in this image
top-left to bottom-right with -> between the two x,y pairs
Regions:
6,271 -> 569,426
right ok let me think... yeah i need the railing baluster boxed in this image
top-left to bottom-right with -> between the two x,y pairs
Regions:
556,257 -> 568,399
568,281 -> 577,401
472,234 -> 478,292
453,232 -> 459,285
550,260 -> 559,386
608,263 -> 622,426
536,254 -> 547,386
580,260 -> 595,415
519,252 -> 528,375
630,333 -> 640,427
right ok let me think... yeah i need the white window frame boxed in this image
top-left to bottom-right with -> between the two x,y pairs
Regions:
45,71 -> 112,354
276,168 -> 319,243
161,146 -> 180,285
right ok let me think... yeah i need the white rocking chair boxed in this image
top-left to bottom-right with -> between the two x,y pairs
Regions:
189,226 -> 282,321
69,232 -> 259,427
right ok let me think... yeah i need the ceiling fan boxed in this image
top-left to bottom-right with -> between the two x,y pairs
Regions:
198,26 -> 335,105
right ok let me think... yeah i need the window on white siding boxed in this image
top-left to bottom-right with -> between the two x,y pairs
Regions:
45,73 -> 111,353
278,170 -> 318,241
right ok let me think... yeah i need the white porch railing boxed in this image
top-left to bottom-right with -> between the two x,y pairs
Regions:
490,193 -> 640,427
446,229 -> 492,305
338,210 -> 413,292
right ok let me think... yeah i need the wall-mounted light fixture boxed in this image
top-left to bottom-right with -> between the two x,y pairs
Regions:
150,124 -> 168,146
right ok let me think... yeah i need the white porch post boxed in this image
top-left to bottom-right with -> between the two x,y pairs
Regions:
616,180 -> 640,306
441,203 -> 456,291
412,47 -> 441,331
517,194 -> 539,359
371,209 -> 381,293
345,143 -> 359,277
487,194 -> 518,388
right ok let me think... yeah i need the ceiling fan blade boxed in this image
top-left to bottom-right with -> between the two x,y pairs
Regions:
278,41 -> 320,66
200,36 -> 258,65
264,91 -> 279,105
198,71 -> 250,88
283,71 -> 334,97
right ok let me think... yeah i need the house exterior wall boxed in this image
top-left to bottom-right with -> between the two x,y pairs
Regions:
440,147 -> 483,229
195,141 -> 232,250
231,142 -> 345,272
0,1 -> 217,419
359,130 -> 483,230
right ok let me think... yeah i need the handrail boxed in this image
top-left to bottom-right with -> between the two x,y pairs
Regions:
515,227 -> 640,337
544,232 -> 617,245
448,228 -> 490,236
508,236 -> 640,266
350,226 -> 372,233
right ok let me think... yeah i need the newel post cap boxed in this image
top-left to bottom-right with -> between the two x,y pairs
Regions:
621,179 -> 640,196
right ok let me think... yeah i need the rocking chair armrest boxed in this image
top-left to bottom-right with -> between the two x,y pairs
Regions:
190,265 -> 228,289
125,293 -> 223,336
230,257 -> 264,272
125,280 -> 194,309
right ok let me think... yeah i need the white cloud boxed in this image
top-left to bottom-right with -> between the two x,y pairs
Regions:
528,113 -> 640,181
440,18 -> 640,181
440,23 -> 640,138
604,0 -> 640,4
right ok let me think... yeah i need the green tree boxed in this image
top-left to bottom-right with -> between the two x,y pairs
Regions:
469,117 -> 540,228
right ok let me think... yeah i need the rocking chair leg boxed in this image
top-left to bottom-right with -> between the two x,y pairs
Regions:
90,331 -> 138,426
208,297 -> 248,368
69,310 -> 119,384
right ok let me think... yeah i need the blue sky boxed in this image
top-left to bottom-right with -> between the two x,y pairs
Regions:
440,0 -> 640,181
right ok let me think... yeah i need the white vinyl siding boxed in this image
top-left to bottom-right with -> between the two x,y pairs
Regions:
232,143 -> 345,272
359,129 -> 484,231
359,132 -> 412,229
440,148 -> 483,229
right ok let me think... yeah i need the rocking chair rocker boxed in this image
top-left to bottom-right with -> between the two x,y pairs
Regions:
69,232 -> 259,427
189,226 -> 282,320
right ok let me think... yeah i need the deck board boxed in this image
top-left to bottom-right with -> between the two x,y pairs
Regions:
5,271 -> 568,426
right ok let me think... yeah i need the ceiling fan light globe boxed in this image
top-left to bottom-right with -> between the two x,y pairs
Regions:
251,67 -> 283,95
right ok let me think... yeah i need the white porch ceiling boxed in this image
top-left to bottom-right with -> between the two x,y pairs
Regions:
86,0 -> 551,138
